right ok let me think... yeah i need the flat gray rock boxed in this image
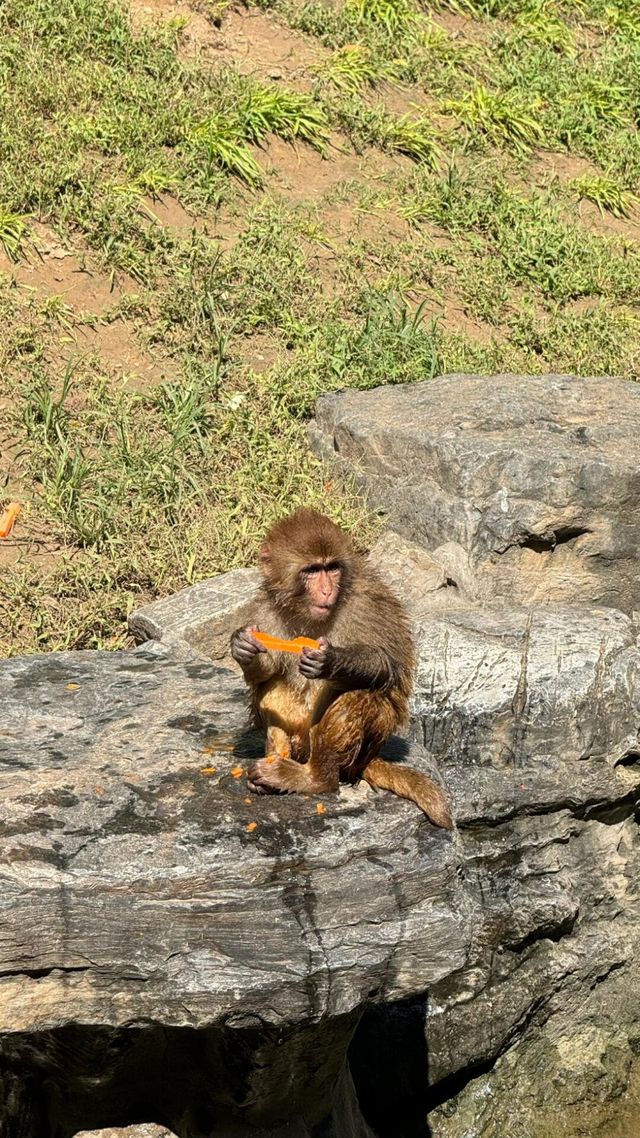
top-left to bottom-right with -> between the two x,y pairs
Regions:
310,373 -> 640,613
0,641 -> 460,1137
128,567 -> 260,662
3,607 -> 640,1135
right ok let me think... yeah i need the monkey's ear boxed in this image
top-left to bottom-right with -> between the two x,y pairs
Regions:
260,542 -> 272,577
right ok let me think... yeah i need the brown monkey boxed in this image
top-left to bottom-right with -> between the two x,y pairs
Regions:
230,508 -> 453,828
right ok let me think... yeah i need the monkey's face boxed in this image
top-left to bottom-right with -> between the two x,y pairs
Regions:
301,560 -> 342,621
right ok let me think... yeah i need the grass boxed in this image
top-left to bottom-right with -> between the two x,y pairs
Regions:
317,45 -> 390,93
1,0 -> 640,656
445,83 -> 544,154
571,174 -> 637,218
0,210 -> 29,260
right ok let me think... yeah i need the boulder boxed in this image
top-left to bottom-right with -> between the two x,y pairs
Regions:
3,600 -> 640,1135
309,373 -> 640,614
0,641 -> 462,1138
128,567 -> 260,663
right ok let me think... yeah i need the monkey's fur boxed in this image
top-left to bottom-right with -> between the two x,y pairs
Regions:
230,509 -> 453,828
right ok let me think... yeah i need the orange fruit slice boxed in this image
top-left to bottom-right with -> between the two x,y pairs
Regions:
253,631 -> 320,654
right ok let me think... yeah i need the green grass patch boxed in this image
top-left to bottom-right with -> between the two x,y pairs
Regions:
571,174 -> 637,218
2,0 -> 640,656
445,83 -> 544,153
0,209 -> 29,260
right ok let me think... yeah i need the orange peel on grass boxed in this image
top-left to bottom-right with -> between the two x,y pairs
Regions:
253,631 -> 320,654
0,502 -> 21,539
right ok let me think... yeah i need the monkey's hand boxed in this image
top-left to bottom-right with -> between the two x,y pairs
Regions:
299,637 -> 333,680
231,625 -> 267,668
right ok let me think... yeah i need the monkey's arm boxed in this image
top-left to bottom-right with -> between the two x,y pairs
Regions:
300,640 -> 399,691
231,625 -> 278,683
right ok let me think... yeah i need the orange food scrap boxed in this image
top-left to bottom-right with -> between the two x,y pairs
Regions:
65,683 -> 80,692
231,765 -> 244,779
316,803 -> 326,815
201,744 -> 215,755
244,797 -> 252,805
200,766 -> 217,776
253,631 -> 320,655
0,502 -> 21,539
246,821 -> 258,833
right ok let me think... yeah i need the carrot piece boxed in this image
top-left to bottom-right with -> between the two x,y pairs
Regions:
253,631 -> 320,654
230,765 -> 244,779
246,821 -> 258,833
0,502 -> 21,539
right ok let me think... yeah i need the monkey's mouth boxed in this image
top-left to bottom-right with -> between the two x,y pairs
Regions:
310,604 -> 332,617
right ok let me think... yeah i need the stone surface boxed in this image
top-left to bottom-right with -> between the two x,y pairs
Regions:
3,599 -> 640,1135
128,567 -> 260,662
77,1129 -> 176,1138
309,373 -> 640,614
0,641 -> 460,1137
410,604 -> 640,822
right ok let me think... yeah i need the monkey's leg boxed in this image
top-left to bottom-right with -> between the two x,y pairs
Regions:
247,707 -> 343,795
314,692 -> 453,827
248,691 -> 387,797
265,724 -> 292,761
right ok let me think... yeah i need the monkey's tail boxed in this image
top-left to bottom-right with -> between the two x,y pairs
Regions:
363,758 -> 454,830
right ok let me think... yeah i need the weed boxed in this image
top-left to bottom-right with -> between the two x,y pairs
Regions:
0,209 -> 28,260
445,83 -> 544,153
318,45 -> 387,92
188,115 -> 264,186
335,98 -> 441,167
345,0 -> 417,32
238,86 -> 329,150
572,174 -> 637,218
382,115 -> 442,165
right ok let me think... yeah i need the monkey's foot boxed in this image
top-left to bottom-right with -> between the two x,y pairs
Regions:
247,756 -> 293,795
247,755 -> 315,795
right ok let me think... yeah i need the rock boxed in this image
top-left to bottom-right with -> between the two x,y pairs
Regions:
410,604 -> 640,824
76,1128 -> 177,1138
128,567 -> 260,663
0,641 -> 463,1137
2,605 -> 640,1135
365,603 -> 640,1137
309,373 -> 640,613
371,529 -> 468,613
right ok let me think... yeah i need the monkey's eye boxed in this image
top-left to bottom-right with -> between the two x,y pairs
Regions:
302,561 -> 342,579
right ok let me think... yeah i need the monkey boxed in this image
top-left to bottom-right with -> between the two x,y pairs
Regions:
230,508 -> 453,829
